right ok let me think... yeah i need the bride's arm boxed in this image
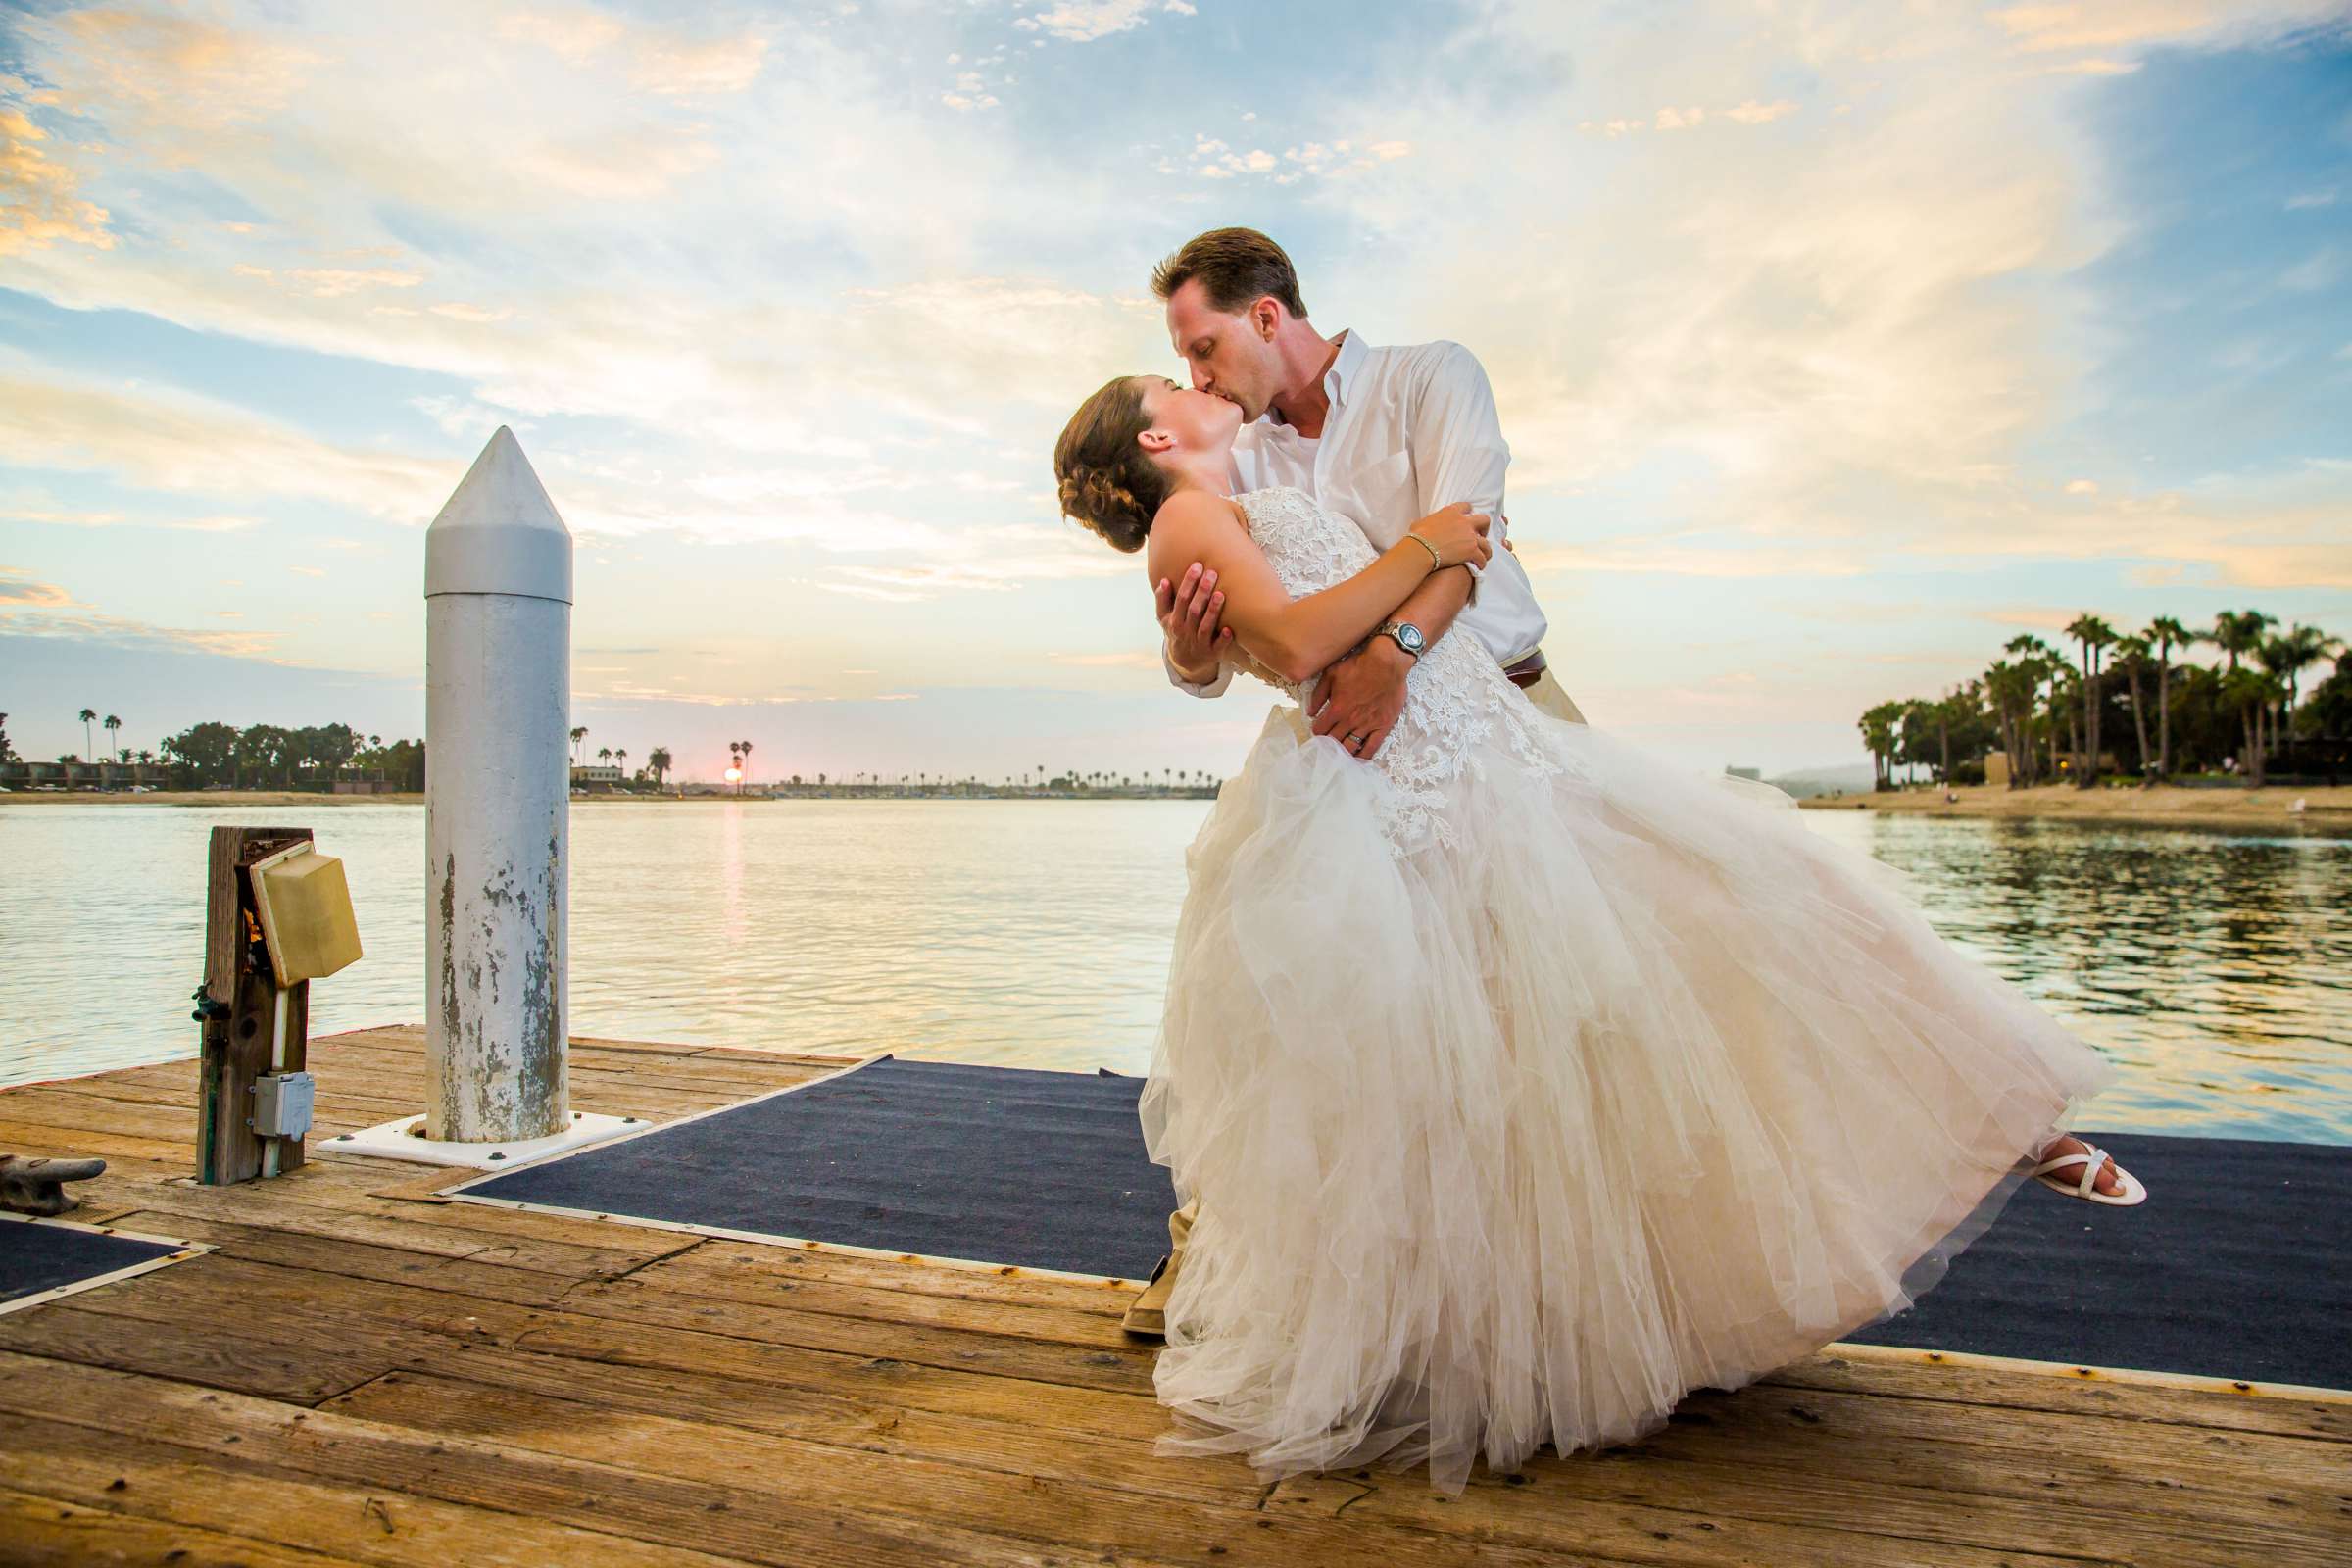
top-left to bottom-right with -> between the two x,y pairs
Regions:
1144,493 -> 1485,685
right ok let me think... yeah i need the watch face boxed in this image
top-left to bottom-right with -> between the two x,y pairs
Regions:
1397,623 -> 1426,655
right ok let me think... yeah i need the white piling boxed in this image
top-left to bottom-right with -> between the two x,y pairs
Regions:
423,427 -> 573,1143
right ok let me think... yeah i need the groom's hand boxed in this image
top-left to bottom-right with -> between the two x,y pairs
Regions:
1157,562 -> 1231,685
1309,639 -> 1412,760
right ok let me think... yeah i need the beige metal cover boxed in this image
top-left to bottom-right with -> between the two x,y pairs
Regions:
250,847 -> 364,985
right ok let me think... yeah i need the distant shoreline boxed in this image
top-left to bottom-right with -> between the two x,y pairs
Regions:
1797,781 -> 2352,833
16,782 -> 2344,831
0,787 -> 1217,807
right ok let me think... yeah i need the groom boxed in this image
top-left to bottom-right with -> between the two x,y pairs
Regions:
1125,226 -> 1589,1337
1150,226 -> 1587,746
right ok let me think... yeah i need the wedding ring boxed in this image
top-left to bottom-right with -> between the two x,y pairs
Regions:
1346,731 -> 1367,746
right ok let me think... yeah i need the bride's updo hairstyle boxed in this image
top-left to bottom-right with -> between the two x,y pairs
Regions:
1054,375 -> 1165,554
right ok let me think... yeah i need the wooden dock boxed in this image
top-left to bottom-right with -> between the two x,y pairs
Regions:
1,1025 -> 2343,1567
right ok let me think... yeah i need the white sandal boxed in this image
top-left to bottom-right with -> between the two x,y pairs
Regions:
2032,1141 -> 2147,1206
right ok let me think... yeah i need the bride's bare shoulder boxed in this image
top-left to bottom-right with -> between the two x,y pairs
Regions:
1146,490 -> 1250,576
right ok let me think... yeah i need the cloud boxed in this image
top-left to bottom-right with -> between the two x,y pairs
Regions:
497,9 -> 767,95
1013,2 -> 1165,43
0,107 -> 114,256
2,0 -> 2343,773
1195,135 -> 1409,183
0,371 -> 452,520
1051,649 -> 1165,668
629,35 -> 769,97
0,597 -> 293,659
0,568 -> 74,609
1985,1 -> 2351,54
1903,485 -> 2352,589
1514,535 -> 1873,579
0,501 -> 259,531
2042,58 -> 2143,75
819,522 -> 1136,601
27,5 -> 322,150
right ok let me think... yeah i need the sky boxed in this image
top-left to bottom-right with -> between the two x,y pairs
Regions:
2,0 -> 2349,785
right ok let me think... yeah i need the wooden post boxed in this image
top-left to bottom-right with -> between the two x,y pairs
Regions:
197,825 -> 313,1185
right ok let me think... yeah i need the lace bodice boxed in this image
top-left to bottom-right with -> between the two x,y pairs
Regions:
1224,486 -> 1564,853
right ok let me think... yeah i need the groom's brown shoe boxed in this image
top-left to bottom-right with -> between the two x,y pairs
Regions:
1121,1200 -> 1195,1338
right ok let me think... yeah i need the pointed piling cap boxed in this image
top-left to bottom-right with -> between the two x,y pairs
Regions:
424,426 -> 573,603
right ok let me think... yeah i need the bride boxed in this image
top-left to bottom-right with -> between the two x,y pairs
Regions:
1053,371 -> 2139,1495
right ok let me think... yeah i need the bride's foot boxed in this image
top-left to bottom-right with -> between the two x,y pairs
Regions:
2035,1135 -> 2124,1197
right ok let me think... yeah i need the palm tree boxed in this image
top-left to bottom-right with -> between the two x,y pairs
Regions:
613,747 -> 629,785
77,708 -> 95,763
2108,634 -> 2155,779
2262,623 -> 2341,767
2043,664 -> 2076,782
102,714 -> 122,768
1983,662 -> 2019,785
737,741 -> 753,782
647,747 -> 672,787
2064,613 -> 2117,788
569,726 -> 588,764
1857,701 -> 1903,790
2002,635 -> 2062,785
2223,667 -> 2277,786
2143,616 -> 2191,780
2208,609 -> 2275,675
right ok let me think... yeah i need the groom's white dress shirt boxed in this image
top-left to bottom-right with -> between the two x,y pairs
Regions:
1165,327 -> 1549,697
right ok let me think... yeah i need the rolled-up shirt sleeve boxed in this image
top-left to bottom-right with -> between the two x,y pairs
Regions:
1164,643 -> 1233,698
1410,343 -> 1511,554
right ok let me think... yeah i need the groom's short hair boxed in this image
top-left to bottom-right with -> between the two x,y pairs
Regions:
1151,228 -> 1308,321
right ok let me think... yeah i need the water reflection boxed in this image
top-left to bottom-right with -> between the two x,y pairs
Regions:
1803,812 -> 2350,1143
3,802 -> 2344,1144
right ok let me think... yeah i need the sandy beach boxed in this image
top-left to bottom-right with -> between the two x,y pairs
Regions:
1798,782 -> 2352,832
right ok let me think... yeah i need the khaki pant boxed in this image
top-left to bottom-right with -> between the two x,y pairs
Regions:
1521,664 -> 1588,725
1131,655 -> 1585,1332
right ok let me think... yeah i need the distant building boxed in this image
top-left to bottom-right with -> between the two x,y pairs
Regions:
2,760 -> 169,789
570,763 -> 623,792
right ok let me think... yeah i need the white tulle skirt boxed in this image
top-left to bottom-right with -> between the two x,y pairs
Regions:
1138,702 -> 2118,1495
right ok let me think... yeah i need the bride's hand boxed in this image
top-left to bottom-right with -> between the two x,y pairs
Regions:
1408,503 -> 1493,570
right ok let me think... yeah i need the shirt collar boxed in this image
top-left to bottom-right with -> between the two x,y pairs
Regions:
1257,328 -> 1367,431
1322,327 -> 1367,413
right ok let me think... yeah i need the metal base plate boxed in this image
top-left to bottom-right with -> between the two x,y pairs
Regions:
318,1110 -> 644,1169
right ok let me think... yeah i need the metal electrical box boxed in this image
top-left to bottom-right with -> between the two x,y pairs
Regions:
251,1071 -> 316,1139
247,846 -> 364,985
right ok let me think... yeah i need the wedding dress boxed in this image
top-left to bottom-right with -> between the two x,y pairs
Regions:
1138,485 -> 2118,1494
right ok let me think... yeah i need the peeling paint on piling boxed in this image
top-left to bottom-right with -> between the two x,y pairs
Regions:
424,427 -> 574,1144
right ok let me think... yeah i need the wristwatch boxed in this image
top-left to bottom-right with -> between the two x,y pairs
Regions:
1376,620 -> 1426,660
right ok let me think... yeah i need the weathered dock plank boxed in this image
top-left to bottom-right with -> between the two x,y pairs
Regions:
1,1024 -> 2343,1568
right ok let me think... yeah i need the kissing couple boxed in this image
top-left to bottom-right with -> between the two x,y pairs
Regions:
1052,226 -> 2145,1495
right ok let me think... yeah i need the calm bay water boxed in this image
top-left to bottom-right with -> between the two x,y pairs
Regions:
3,801 -> 2346,1143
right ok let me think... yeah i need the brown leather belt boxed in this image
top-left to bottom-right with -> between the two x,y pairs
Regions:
1502,648 -> 1546,689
